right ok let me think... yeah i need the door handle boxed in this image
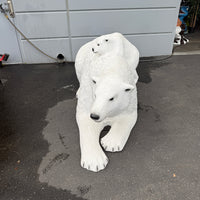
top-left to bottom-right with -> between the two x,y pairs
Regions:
7,0 -> 15,18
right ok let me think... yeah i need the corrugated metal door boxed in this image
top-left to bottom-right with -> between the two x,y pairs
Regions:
69,0 -> 181,60
6,0 -> 181,63
12,0 -> 71,63
0,0 -> 22,64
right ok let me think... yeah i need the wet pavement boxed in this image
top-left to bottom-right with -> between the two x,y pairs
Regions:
0,55 -> 200,200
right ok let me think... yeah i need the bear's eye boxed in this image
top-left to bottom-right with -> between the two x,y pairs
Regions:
105,39 -> 108,42
92,80 -> 96,84
125,88 -> 131,92
109,97 -> 114,101
97,43 -> 100,46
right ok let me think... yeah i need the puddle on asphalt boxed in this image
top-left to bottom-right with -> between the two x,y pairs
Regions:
37,97 -> 169,200
38,98 -> 142,199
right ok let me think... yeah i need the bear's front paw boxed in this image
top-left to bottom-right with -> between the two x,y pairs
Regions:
101,134 -> 126,152
81,149 -> 108,172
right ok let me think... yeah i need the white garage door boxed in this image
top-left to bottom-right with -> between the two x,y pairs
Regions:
1,0 -> 181,64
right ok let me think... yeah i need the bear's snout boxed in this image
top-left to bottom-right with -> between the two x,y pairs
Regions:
90,113 -> 100,121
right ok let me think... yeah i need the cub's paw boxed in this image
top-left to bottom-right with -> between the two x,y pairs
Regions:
101,134 -> 125,152
81,149 -> 108,172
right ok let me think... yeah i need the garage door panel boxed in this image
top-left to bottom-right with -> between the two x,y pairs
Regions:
0,14 -> 22,64
21,38 -> 71,63
126,34 -> 174,57
69,0 -> 180,10
15,12 -> 69,39
13,0 -> 66,12
70,9 -> 177,37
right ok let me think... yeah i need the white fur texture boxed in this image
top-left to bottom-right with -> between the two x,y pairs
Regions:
75,33 -> 139,172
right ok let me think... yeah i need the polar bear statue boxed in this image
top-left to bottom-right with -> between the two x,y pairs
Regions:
76,54 -> 138,172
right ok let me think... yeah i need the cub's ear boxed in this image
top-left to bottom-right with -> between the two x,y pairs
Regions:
122,83 -> 135,92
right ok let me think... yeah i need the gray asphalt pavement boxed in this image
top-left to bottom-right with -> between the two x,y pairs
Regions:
0,55 -> 200,200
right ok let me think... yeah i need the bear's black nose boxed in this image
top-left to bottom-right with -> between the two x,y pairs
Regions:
90,113 -> 100,120
92,48 -> 94,52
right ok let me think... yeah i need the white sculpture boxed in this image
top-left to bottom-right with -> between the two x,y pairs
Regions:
75,33 -> 139,172
75,32 -> 139,84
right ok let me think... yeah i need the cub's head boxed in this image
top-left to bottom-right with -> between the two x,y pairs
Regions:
92,32 -> 123,55
90,77 -> 135,122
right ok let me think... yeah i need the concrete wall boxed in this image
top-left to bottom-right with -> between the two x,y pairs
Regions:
12,0 -> 181,63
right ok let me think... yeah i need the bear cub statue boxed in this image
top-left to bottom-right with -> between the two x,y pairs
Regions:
75,33 -> 139,172
75,32 -> 139,85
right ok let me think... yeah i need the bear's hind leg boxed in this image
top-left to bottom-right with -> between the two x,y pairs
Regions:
101,112 -> 137,152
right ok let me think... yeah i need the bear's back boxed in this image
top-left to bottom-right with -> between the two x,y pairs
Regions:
90,54 -> 133,84
102,32 -> 140,69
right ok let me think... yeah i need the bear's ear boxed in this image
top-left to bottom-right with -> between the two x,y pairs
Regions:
123,83 -> 135,92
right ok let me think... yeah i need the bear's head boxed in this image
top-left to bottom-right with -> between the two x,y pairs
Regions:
90,76 -> 135,122
92,32 -> 123,56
